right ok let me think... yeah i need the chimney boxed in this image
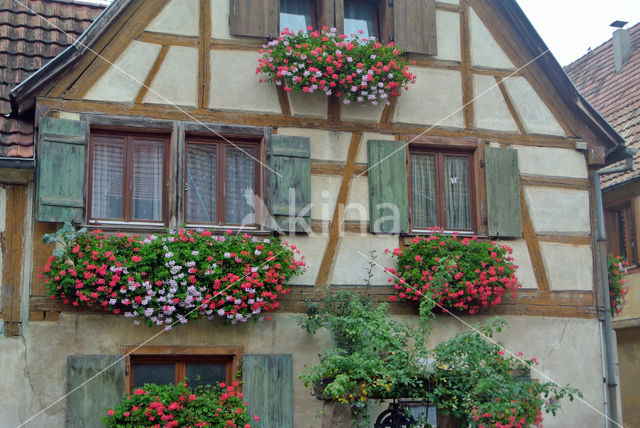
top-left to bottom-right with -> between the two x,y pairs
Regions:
611,20 -> 631,73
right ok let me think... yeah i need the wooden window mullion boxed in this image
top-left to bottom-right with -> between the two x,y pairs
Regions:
436,153 -> 446,229
175,362 -> 186,385
123,136 -> 134,221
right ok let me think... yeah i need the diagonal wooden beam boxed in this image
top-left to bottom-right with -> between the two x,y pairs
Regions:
520,186 -> 551,291
134,45 -> 169,104
495,76 -> 527,135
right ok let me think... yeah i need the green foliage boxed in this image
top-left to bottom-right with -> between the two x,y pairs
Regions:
103,381 -> 258,428
42,221 -> 87,257
386,229 -> 521,315
428,318 -> 582,427
40,227 -> 305,327
608,255 -> 629,316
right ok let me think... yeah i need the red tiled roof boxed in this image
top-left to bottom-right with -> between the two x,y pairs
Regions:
565,22 -> 640,188
0,0 -> 103,158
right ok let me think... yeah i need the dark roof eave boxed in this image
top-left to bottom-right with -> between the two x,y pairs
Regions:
9,0 -> 133,115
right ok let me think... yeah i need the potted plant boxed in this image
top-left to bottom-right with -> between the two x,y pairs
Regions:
608,254 -> 629,316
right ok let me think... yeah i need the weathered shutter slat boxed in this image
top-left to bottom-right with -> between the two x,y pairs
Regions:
37,117 -> 87,223
66,355 -> 124,428
243,354 -> 293,428
266,135 -> 311,232
392,0 -> 437,55
229,0 -> 278,38
485,147 -> 522,238
368,139 -> 409,234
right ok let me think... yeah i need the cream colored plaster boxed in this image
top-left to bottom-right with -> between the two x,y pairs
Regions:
434,10 -> 461,62
498,239 -> 537,289
438,0 -> 459,4
468,8 -> 515,69
393,68 -> 464,128
288,91 -> 328,118
277,128 -> 350,163
143,46 -> 198,107
616,271 -> 640,320
524,187 -> 590,234
57,112 -> 81,121
330,233 -> 399,285
345,177 -> 369,222
341,101 -> 385,123
503,76 -> 566,136
282,235 -> 329,286
540,243 -> 593,291
514,145 -> 588,179
146,0 -> 199,37
473,74 -> 519,133
357,133 -> 396,164
84,41 -> 161,103
311,175 -> 341,221
209,51 -> 281,113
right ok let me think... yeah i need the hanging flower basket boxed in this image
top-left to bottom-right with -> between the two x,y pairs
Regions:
40,226 -> 306,328
257,27 -> 416,105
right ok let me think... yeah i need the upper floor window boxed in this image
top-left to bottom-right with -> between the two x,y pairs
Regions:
606,201 -> 637,263
343,0 -> 379,38
89,130 -> 168,225
279,0 -> 316,33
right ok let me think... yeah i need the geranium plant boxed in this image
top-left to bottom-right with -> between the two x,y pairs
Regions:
40,224 -> 305,328
608,254 -> 629,316
257,27 -> 416,105
385,228 -> 521,315
103,380 -> 258,428
428,318 -> 582,428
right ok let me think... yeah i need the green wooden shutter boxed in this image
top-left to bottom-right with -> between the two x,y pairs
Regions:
485,147 -> 522,238
266,135 -> 311,232
243,354 -> 293,428
36,117 -> 87,223
368,139 -> 409,234
66,355 -> 124,428
392,0 -> 437,55
229,0 -> 278,38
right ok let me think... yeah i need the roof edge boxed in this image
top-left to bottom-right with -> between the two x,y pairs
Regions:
9,0 -> 134,114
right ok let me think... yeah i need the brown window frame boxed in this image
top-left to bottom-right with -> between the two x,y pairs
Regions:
407,137 -> 483,235
184,135 -> 263,228
605,200 -> 638,264
87,128 -> 170,226
122,346 -> 243,394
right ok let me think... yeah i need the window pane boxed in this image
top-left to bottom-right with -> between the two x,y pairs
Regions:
186,144 -> 217,224
444,155 -> 471,230
132,363 -> 174,388
344,0 -> 377,38
185,363 -> 227,389
225,146 -> 255,225
280,0 -> 313,34
91,135 -> 124,219
411,154 -> 438,229
132,138 -> 163,221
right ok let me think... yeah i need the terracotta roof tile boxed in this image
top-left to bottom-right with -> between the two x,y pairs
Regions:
566,22 -> 640,188
0,0 -> 103,158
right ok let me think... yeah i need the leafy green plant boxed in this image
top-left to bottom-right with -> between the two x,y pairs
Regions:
428,318 -> 582,427
103,381 -> 258,428
40,226 -> 305,328
386,228 -> 521,315
257,27 -> 416,105
608,254 -> 629,316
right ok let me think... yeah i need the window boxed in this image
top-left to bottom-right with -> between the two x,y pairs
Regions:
279,0 -> 316,33
343,0 -> 379,38
185,137 -> 261,227
88,130 -> 168,224
409,148 -> 476,232
606,202 -> 637,263
123,346 -> 242,393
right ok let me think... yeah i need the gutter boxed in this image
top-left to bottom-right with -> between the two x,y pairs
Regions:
594,147 -> 636,427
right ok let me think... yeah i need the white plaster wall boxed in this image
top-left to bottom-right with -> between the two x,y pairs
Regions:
310,175 -> 341,222
434,10 -> 461,62
277,128 -> 351,163
330,233 -> 399,285
341,102 -> 385,123
146,0 -> 199,37
288,91 -> 328,118
473,74 -> 519,133
438,0 -> 459,4
524,187 -> 591,234
393,68 -> 464,128
469,8 -> 515,69
84,41 -> 161,103
282,235 -> 329,286
345,176 -> 369,222
540,243 -> 594,291
515,145 -> 588,179
357,133 -> 395,164
498,239 -> 537,289
209,51 -> 281,113
503,76 -> 566,136
143,46 -> 199,107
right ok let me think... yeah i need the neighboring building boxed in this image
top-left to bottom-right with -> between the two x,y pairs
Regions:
0,0 -> 631,426
566,21 -> 640,428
